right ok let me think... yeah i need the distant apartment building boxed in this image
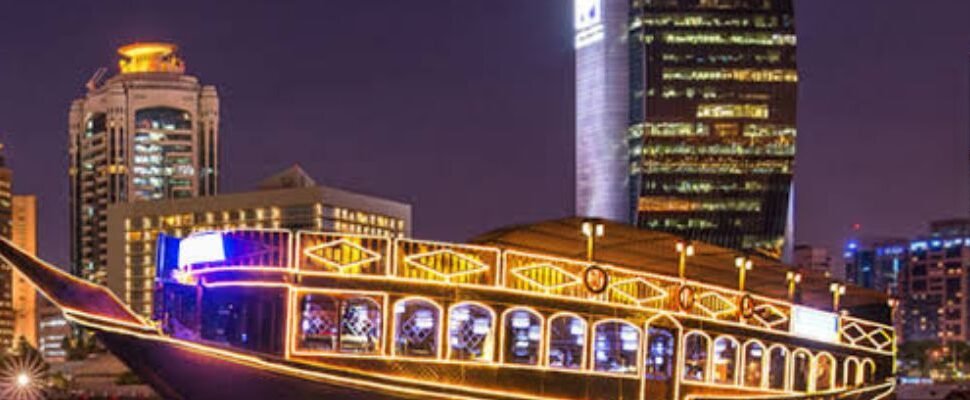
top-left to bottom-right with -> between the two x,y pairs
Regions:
70,42 -> 219,284
0,146 -> 14,350
106,166 -> 411,315
793,244 -> 832,276
898,219 -> 970,344
38,299 -> 69,361
11,195 -> 37,348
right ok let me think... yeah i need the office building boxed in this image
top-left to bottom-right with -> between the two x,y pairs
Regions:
843,237 -> 906,294
69,42 -> 219,284
575,0 -> 798,258
38,299 -> 68,361
11,195 -> 37,348
106,166 -> 411,315
793,244 -> 832,277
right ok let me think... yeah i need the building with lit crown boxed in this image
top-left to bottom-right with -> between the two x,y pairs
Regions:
106,165 -> 411,315
69,42 -> 219,284
576,0 -> 798,259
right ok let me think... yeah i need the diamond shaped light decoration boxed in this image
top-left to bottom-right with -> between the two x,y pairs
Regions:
751,304 -> 789,330
609,278 -> 668,307
303,239 -> 382,273
694,292 -> 738,319
403,249 -> 490,282
510,263 -> 582,293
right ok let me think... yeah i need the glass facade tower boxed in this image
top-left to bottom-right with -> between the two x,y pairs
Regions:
626,0 -> 797,258
69,43 -> 219,283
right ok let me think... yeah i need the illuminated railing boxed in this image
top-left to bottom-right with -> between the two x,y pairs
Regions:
286,231 -> 891,353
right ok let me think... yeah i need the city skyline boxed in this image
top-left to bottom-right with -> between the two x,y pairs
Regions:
0,0 -> 968,269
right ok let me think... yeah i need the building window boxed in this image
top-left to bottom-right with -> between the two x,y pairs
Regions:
645,327 -> 676,380
792,349 -> 811,392
683,332 -> 710,381
768,345 -> 787,390
713,336 -> 739,385
742,340 -> 765,388
547,314 -> 585,370
503,308 -> 542,365
448,302 -> 494,362
593,321 -> 639,375
393,298 -> 440,358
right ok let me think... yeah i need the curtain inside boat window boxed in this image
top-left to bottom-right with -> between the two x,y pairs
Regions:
393,298 -> 441,358
503,308 -> 542,365
448,303 -> 495,362
592,321 -> 639,375
547,314 -> 585,370
296,293 -> 382,355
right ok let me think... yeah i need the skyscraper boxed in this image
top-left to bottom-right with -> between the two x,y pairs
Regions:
0,146 -> 14,349
11,195 -> 37,348
576,0 -> 798,258
69,43 -> 219,283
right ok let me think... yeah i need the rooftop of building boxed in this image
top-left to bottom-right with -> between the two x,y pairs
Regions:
472,217 -> 890,314
117,42 -> 185,74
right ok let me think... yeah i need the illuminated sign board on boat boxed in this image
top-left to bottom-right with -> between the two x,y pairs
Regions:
178,232 -> 226,267
790,306 -> 839,343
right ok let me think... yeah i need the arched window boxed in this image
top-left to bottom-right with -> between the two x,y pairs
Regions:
742,340 -> 765,388
593,320 -> 640,375
683,332 -> 710,382
297,294 -> 339,351
503,308 -> 542,365
815,352 -> 835,391
339,297 -> 382,354
645,327 -> 676,380
767,345 -> 788,390
448,302 -> 495,361
792,349 -> 811,392
844,358 -> 860,386
547,314 -> 585,370
861,359 -> 876,384
393,298 -> 440,358
713,336 -> 739,385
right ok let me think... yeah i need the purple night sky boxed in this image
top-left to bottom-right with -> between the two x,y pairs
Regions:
0,1 -> 968,268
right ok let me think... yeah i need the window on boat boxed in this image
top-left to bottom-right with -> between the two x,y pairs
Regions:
844,358 -> 859,386
742,341 -> 764,388
503,308 -> 542,365
712,336 -> 739,385
815,352 -> 835,391
297,294 -> 382,354
338,298 -> 382,354
297,294 -> 340,351
861,359 -> 875,384
645,327 -> 675,380
683,332 -> 709,382
448,302 -> 495,362
767,345 -> 787,390
393,298 -> 440,358
547,314 -> 585,370
593,321 -> 640,375
792,349 -> 811,392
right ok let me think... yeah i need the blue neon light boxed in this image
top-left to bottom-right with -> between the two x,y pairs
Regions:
178,232 -> 226,267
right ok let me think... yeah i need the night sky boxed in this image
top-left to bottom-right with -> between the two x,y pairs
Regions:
0,1 -> 968,268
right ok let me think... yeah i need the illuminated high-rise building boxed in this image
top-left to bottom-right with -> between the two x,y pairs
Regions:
0,146 -> 14,349
576,0 -> 798,258
11,195 -> 37,348
69,43 -> 219,283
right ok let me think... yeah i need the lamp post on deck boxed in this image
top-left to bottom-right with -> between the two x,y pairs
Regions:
675,240 -> 694,281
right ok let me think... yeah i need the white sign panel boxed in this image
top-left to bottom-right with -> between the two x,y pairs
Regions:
574,0 -> 605,49
575,0 -> 602,30
790,306 -> 839,343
